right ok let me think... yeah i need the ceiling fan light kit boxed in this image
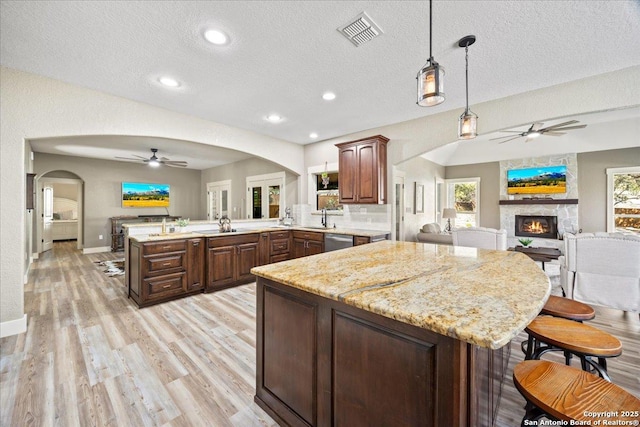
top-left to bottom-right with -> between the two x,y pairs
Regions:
417,0 -> 445,107
489,120 -> 587,144
458,35 -> 477,140
115,148 -> 188,168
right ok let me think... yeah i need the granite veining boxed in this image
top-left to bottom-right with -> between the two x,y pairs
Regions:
251,241 -> 550,349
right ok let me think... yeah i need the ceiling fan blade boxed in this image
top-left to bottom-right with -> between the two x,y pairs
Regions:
548,125 -> 587,131
497,135 -> 523,144
159,156 -> 170,160
542,131 -> 566,136
499,130 -> 527,133
490,133 -> 524,141
530,123 -> 544,131
541,120 -> 579,131
163,162 -> 188,168
115,156 -> 140,161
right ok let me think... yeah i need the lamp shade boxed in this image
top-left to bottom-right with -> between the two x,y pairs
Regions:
417,61 -> 445,106
442,208 -> 457,219
458,110 -> 478,139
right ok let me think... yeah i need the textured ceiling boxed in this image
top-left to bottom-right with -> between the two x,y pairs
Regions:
2,0 -> 639,148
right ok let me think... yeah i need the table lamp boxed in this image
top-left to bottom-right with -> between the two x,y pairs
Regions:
443,208 -> 457,232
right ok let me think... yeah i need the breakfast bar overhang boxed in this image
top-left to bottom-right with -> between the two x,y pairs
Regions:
251,241 -> 550,427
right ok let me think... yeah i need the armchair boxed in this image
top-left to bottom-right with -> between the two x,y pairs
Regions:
451,227 -> 508,250
560,232 -> 640,313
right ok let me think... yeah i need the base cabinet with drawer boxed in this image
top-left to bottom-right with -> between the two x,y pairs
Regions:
292,230 -> 324,259
129,238 -> 203,307
269,230 -> 291,263
207,233 -> 260,292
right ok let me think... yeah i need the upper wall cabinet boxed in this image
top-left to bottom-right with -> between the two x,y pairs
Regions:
336,135 -> 388,204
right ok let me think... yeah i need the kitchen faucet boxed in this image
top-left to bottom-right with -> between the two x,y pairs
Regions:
321,208 -> 327,228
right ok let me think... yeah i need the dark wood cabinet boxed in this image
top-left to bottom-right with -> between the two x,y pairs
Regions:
111,215 -> 181,252
292,230 -> 324,259
269,230 -> 291,263
256,277 -> 508,427
336,135 -> 388,204
207,233 -> 260,292
186,238 -> 205,292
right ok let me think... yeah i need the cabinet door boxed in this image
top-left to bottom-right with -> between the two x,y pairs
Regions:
187,238 -> 204,291
338,145 -> 358,203
306,240 -> 324,256
208,245 -> 235,291
237,243 -> 259,283
354,236 -> 370,246
356,142 -> 378,204
292,238 -> 307,259
258,232 -> 270,266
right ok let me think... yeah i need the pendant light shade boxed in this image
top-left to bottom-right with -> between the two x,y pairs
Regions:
458,35 -> 477,139
417,0 -> 444,107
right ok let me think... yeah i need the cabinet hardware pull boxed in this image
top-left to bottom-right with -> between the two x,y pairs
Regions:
163,263 -> 171,266
162,284 -> 172,288
162,246 -> 171,249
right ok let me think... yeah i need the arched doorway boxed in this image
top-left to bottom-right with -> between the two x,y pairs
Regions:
36,171 -> 84,255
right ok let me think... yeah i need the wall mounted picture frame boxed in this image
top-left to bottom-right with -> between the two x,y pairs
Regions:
414,182 -> 424,214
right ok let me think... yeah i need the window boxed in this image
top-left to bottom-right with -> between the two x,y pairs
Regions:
246,172 -> 285,219
445,178 -> 480,228
316,172 -> 341,210
607,167 -> 640,234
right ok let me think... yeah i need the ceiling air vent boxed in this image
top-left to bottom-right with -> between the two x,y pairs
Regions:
338,12 -> 383,47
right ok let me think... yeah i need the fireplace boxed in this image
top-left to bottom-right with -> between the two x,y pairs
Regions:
515,215 -> 558,239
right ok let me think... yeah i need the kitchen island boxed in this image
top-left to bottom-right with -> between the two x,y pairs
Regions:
251,241 -> 550,427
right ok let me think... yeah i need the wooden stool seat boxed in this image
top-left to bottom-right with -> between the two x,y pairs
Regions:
513,360 -> 640,424
540,295 -> 595,321
524,316 -> 622,381
526,316 -> 621,357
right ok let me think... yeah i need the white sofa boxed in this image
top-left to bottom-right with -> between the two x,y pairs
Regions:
451,227 -> 508,250
416,223 -> 453,245
560,232 -> 640,313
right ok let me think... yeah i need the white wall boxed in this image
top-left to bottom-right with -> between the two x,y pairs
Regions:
0,67 -> 304,328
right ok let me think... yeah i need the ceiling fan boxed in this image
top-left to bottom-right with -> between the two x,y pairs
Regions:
115,148 -> 188,168
490,120 -> 587,144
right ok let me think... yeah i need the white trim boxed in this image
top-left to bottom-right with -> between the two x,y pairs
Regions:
246,172 -> 286,220
392,168 -> 406,241
606,166 -> 640,233
206,179 -> 232,220
0,314 -> 27,338
82,246 -> 111,254
36,176 -> 84,253
445,177 -> 482,227
24,261 -> 31,284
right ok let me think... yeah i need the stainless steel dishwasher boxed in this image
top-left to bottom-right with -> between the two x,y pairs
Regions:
324,233 -> 354,252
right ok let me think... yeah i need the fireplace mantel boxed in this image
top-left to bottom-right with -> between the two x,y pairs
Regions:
499,199 -> 578,205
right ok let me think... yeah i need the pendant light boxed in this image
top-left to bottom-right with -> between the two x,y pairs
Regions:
458,35 -> 478,139
417,0 -> 445,107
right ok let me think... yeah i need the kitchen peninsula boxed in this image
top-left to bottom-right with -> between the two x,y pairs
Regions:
251,241 -> 550,427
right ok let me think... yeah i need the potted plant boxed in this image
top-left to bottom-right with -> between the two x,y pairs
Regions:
518,238 -> 533,247
176,218 -> 189,231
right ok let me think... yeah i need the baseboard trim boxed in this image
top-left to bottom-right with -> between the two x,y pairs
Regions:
23,263 -> 30,284
0,314 -> 27,338
32,252 -> 39,260
82,246 -> 111,254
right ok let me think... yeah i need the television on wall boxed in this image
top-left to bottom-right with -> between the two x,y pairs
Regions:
507,165 -> 567,195
122,182 -> 170,207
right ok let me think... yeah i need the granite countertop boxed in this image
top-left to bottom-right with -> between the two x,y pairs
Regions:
128,226 -> 389,242
251,240 -> 550,349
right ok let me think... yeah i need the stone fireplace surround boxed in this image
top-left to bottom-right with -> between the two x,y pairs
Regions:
499,154 -> 579,251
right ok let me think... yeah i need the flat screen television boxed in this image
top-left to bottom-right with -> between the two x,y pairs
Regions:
122,182 -> 170,207
507,165 -> 567,195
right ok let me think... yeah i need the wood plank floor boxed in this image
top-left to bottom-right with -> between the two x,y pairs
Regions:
1,241 -> 638,426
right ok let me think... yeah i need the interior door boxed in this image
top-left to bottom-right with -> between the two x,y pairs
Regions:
42,183 -> 54,252
247,178 -> 283,219
207,181 -> 231,220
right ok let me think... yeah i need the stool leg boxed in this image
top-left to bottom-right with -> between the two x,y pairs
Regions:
584,357 -> 612,382
521,401 -> 547,427
564,350 -> 572,365
525,335 -> 534,360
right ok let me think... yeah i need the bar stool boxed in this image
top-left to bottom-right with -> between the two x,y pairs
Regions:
540,295 -> 595,321
524,316 -> 622,381
521,296 -> 595,356
513,360 -> 640,426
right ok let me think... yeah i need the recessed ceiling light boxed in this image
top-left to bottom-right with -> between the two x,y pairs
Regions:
309,133 -> 318,139
204,29 -> 229,45
322,92 -> 336,101
159,76 -> 180,88
266,114 -> 282,123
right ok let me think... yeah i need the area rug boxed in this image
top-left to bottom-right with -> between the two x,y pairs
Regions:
96,259 -> 125,276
